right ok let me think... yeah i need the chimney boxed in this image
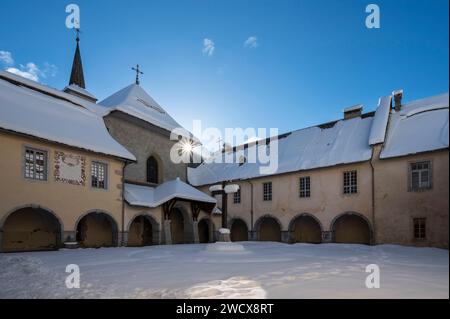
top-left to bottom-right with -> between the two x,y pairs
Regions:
392,89 -> 403,111
343,104 -> 363,120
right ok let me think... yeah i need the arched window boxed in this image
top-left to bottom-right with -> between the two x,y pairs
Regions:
146,156 -> 159,184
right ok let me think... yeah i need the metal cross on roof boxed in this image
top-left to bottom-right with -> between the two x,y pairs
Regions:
132,64 -> 144,85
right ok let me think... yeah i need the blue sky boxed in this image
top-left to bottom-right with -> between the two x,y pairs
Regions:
1,0 -> 448,146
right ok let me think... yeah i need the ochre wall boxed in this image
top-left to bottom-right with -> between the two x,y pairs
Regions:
206,161 -> 374,237
373,147 -> 449,248
0,132 -> 124,248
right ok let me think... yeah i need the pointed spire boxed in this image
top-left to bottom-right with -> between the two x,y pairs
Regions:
69,29 -> 86,89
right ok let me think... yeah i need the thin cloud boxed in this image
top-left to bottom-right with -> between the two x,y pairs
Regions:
244,36 -> 259,48
202,38 -> 215,56
2,51 -> 57,82
0,50 -> 14,65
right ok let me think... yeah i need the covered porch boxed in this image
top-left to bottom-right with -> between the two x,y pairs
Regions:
124,178 -> 217,245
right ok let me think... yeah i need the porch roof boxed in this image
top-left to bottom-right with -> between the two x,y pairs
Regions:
124,178 -> 216,208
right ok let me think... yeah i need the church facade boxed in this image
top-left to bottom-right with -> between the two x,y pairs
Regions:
0,36 -> 448,252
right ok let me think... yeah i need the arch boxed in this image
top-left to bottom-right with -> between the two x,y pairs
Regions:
127,214 -> 160,246
75,210 -> 118,248
289,213 -> 322,244
1,205 -> 62,252
169,207 -> 185,244
255,215 -> 282,242
198,218 -> 210,243
230,218 -> 249,242
330,212 -> 372,245
146,155 -> 160,184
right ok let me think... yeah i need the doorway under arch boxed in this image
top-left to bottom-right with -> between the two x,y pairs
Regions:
76,211 -> 118,248
170,208 -> 185,244
230,219 -> 249,242
290,214 -> 322,243
128,215 -> 157,246
1,206 -> 62,252
198,219 -> 210,243
257,216 -> 282,242
332,213 -> 371,244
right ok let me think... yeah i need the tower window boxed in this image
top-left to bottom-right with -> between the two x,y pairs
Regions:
147,156 -> 159,184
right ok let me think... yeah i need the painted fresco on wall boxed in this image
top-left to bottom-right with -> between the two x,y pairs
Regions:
54,151 -> 86,186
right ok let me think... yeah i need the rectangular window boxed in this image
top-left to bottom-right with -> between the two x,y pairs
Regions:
343,170 -> 357,194
24,147 -> 47,181
299,176 -> 311,198
233,188 -> 241,204
410,161 -> 431,191
413,218 -> 426,239
263,182 -> 272,201
91,161 -> 108,189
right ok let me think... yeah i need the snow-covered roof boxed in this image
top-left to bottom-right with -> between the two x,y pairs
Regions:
380,93 -> 449,159
124,178 -> 217,207
63,84 -> 97,101
99,84 -> 196,140
369,95 -> 392,145
188,116 -> 374,186
0,73 -> 136,161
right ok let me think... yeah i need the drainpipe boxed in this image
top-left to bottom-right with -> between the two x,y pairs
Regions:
121,161 -> 130,246
369,149 -> 376,245
246,180 -> 254,239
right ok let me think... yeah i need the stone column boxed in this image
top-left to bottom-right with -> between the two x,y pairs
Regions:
281,231 -> 290,243
192,220 -> 199,244
120,231 -> 128,247
164,219 -> 172,245
322,231 -> 332,243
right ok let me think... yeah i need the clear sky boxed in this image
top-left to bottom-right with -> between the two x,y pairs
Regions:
1,0 -> 448,147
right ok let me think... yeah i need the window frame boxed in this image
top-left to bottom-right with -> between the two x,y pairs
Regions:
91,160 -> 108,190
23,146 -> 48,181
233,188 -> 241,204
299,176 -> 311,198
413,217 -> 426,240
263,182 -> 272,201
408,160 -> 432,192
343,170 -> 358,195
146,156 -> 159,184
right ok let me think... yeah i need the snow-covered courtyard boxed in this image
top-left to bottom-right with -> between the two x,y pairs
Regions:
0,242 -> 448,299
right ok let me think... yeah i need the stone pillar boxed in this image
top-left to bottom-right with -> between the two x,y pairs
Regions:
322,231 -> 332,243
120,231 -> 128,247
249,230 -> 257,241
281,231 -> 290,243
192,220 -> 199,244
164,219 -> 172,245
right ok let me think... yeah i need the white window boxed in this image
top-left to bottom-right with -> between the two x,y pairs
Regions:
233,188 -> 241,204
263,182 -> 272,201
24,147 -> 47,181
410,161 -> 431,191
91,161 -> 107,189
299,176 -> 311,198
343,170 -> 357,194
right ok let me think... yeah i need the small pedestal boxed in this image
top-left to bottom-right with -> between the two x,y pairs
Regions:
64,242 -> 80,249
218,228 -> 231,242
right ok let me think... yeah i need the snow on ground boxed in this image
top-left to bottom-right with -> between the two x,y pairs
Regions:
0,242 -> 448,299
